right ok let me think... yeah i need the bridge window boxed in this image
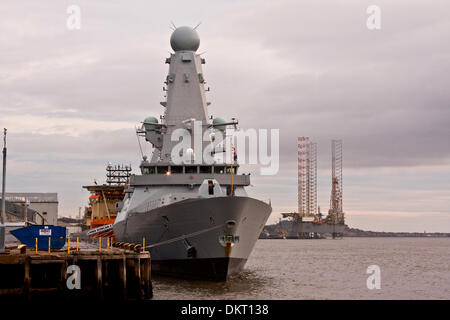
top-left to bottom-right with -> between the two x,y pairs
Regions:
200,166 -> 212,174
185,166 -> 197,174
214,166 -> 225,174
157,166 -> 169,174
225,167 -> 236,174
142,166 -> 155,174
170,166 -> 183,174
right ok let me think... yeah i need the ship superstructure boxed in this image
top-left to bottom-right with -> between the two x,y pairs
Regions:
82,163 -> 131,233
113,26 -> 272,280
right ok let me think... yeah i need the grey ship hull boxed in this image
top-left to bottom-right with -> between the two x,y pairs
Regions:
113,196 -> 271,281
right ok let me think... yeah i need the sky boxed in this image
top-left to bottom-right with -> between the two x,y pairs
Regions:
0,0 -> 449,232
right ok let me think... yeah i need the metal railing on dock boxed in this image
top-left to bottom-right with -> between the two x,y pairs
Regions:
0,246 -> 152,301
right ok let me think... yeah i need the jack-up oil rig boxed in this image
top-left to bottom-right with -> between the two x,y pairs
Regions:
279,138 -> 345,239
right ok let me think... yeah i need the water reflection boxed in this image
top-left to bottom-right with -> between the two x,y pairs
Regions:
153,269 -> 274,300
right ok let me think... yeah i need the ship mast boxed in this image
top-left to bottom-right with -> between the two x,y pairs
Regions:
159,26 -> 210,163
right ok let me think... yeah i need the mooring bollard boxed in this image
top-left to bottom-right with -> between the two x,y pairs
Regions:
19,244 -> 26,254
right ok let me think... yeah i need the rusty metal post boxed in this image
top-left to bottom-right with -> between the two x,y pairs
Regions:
96,256 -> 103,299
143,255 -> 152,299
135,256 -> 143,299
60,258 -> 68,294
23,256 -> 31,300
120,254 -> 127,299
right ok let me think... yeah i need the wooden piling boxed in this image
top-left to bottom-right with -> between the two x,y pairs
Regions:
119,255 -> 127,300
135,256 -> 143,299
60,259 -> 67,293
96,256 -> 103,299
23,256 -> 31,300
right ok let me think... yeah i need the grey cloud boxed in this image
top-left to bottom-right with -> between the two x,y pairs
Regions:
1,1 -> 449,230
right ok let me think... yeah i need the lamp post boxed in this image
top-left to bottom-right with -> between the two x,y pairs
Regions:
0,128 -> 7,253
24,198 -> 29,225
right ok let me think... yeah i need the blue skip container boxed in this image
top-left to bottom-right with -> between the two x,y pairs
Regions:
10,225 -> 67,250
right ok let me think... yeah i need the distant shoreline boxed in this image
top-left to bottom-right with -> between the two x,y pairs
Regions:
343,227 -> 450,238
258,236 -> 450,239
260,224 -> 450,239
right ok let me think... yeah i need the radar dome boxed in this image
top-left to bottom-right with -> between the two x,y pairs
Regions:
143,116 -> 158,131
213,117 -> 227,132
170,26 -> 200,52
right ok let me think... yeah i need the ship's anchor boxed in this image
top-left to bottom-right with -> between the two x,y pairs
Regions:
182,238 -> 197,258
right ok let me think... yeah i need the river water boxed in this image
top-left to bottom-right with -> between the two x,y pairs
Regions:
152,238 -> 450,300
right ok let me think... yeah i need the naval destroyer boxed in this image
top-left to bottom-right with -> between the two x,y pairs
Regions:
113,26 -> 272,280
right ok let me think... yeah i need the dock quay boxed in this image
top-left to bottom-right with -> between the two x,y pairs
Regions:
0,246 -> 152,301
